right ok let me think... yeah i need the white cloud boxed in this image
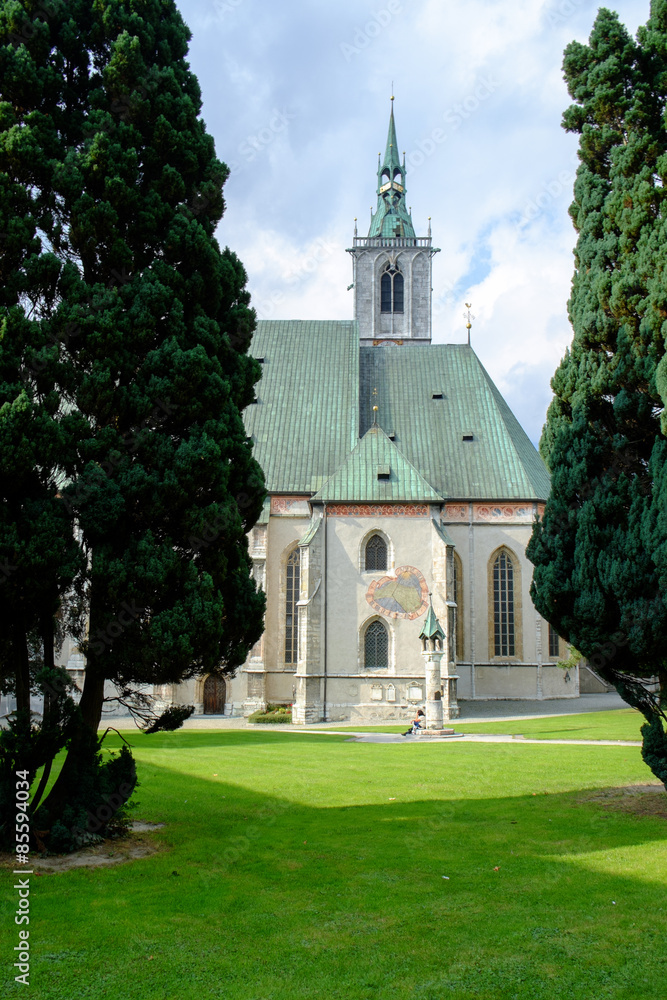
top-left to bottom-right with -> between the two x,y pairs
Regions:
177,0 -> 651,443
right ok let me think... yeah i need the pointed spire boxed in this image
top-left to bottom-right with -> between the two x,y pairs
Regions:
381,97 -> 402,176
368,98 -> 416,240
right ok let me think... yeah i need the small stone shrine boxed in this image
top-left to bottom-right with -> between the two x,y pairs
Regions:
419,595 -> 459,733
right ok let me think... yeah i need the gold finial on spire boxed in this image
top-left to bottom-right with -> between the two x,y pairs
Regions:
372,387 -> 379,426
464,303 -> 475,346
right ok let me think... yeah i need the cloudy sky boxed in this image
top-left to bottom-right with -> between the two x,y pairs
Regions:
175,0 -> 649,447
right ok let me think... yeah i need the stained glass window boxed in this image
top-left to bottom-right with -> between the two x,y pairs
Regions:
493,551 -> 515,657
285,547 -> 300,664
365,620 -> 388,669
365,534 -> 387,571
393,271 -> 404,312
453,553 -> 464,661
548,623 -> 560,658
381,272 -> 392,312
380,264 -> 403,314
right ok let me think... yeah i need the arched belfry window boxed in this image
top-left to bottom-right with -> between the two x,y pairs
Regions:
365,533 -> 387,571
285,547 -> 300,664
381,263 -> 404,314
491,549 -> 517,658
365,620 -> 388,669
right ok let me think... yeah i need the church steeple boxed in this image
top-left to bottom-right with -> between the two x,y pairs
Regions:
348,99 -> 439,347
369,98 -> 415,239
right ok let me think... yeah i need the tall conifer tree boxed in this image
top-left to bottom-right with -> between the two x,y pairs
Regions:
0,0 -> 265,844
528,3 -> 667,784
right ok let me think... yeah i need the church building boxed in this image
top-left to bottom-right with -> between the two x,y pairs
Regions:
184,101 -> 579,723
43,102 -> 580,727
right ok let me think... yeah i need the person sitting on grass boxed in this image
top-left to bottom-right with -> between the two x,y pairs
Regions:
403,708 -> 425,736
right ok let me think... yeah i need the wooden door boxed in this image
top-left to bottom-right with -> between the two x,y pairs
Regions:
203,675 -> 226,714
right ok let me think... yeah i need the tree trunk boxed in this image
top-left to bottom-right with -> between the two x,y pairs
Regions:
38,657 -> 106,821
601,665 -> 667,790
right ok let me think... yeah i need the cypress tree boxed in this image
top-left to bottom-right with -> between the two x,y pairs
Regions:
0,0 -> 91,845
528,3 -> 667,784
0,0 -> 265,845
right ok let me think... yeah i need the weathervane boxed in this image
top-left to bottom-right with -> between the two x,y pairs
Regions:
464,303 -> 474,346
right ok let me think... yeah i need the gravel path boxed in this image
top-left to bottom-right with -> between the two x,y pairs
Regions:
101,691 -> 630,733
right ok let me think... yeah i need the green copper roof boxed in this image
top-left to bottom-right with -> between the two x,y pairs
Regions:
382,101 -> 401,175
299,513 -> 322,546
245,322 -> 550,503
245,321 -> 359,493
368,102 -> 416,240
311,425 -> 443,503
256,497 -> 270,525
418,598 -> 445,641
432,518 -> 455,547
359,344 -> 551,501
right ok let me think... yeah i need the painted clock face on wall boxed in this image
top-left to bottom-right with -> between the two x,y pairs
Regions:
366,566 -> 429,620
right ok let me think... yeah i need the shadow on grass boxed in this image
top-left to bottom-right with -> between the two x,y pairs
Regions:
11,735 -> 667,999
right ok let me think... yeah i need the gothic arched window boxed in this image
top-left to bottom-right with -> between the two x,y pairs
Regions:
491,549 -> 518,658
365,533 -> 387,571
381,271 -> 392,312
393,271 -> 404,312
285,547 -> 300,665
453,551 -> 464,661
365,620 -> 388,669
380,263 -> 404,314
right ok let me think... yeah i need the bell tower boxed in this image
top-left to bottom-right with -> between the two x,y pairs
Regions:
348,98 -> 440,347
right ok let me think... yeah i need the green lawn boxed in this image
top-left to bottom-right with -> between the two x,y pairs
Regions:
3,729 -> 667,999
333,708 -> 645,741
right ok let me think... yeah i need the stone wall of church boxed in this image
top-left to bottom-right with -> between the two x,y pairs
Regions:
353,245 -> 433,345
410,251 -> 432,339
443,510 -> 578,701
236,499 -> 579,723
353,250 -> 375,343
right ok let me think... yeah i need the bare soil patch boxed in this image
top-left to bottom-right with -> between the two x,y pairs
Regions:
0,821 -> 165,874
578,783 -> 667,819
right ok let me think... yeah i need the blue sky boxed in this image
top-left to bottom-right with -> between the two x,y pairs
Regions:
175,0 -> 650,447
